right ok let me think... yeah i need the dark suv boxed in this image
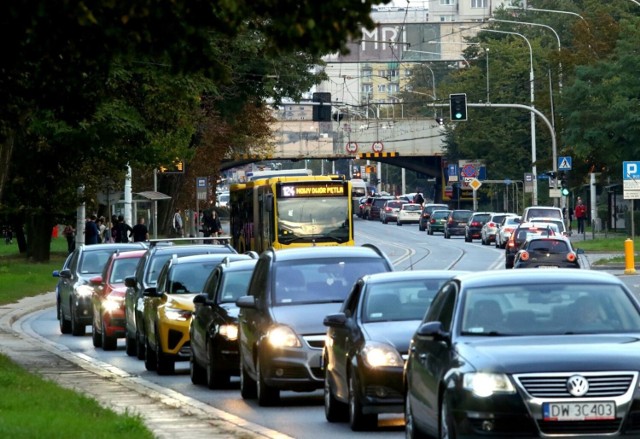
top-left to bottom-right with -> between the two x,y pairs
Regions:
464,212 -> 493,242
418,203 -> 449,231
236,245 -> 394,406
124,239 -> 236,359
443,209 -> 473,239
54,242 -> 146,336
364,196 -> 392,221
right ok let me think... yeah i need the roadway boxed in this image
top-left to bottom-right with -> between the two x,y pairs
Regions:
13,216 -> 640,438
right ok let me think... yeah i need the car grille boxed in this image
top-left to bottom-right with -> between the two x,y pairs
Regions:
516,372 -> 635,398
303,335 -> 325,349
539,419 -> 622,435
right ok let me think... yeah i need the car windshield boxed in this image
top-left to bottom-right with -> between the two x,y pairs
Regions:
472,214 -> 491,223
460,283 -> 640,336
273,258 -> 389,305
432,211 -> 450,219
80,250 -> 117,274
219,270 -> 253,303
111,257 -> 142,283
527,239 -> 570,254
169,262 -> 223,294
452,211 -> 472,221
363,279 -> 447,322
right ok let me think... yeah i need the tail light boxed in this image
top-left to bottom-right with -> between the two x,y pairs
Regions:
448,218 -> 454,224
504,227 -> 514,233
471,221 -> 480,227
430,218 -> 436,224
488,222 -> 495,228
566,252 -> 577,262
520,251 -> 530,261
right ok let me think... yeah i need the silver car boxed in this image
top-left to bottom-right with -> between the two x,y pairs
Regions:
495,215 -> 521,249
480,213 -> 517,246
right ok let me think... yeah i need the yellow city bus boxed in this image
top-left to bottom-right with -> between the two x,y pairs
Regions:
229,176 -> 354,253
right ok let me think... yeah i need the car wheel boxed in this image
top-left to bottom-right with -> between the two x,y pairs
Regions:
239,351 -> 257,399
156,331 -> 175,375
464,234 -> 471,243
481,236 -> 487,245
348,371 -> 377,431
405,393 -> 429,439
102,319 -> 117,351
418,223 -> 424,231
256,354 -> 279,406
440,395 -> 456,439
91,321 -> 102,347
383,217 -> 388,224
324,367 -> 348,422
207,341 -> 230,389
58,301 -> 71,334
444,231 -> 450,239
136,328 -> 145,360
144,337 -> 157,371
125,330 -> 137,356
190,348 -> 207,385
70,302 -> 85,336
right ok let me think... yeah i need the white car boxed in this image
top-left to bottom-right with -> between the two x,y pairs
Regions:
397,203 -> 422,225
495,215 -> 521,249
216,192 -> 230,208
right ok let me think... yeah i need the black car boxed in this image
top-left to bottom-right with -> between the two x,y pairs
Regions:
464,211 -> 493,242
323,270 -> 465,431
190,257 -> 258,389
418,203 -> 449,231
53,242 -> 146,336
236,244 -> 394,406
443,209 -> 472,239
505,222 -> 558,269
405,269 -> 640,439
513,236 -> 583,269
124,238 -> 236,359
367,197 -> 393,221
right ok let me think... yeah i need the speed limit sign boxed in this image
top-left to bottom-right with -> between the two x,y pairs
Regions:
372,141 -> 384,153
345,142 -> 358,153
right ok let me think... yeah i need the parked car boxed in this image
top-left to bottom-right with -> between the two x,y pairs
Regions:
396,203 -> 422,225
404,270 -> 640,438
379,200 -> 404,224
190,257 -> 258,389
54,242 -> 146,336
366,197 -> 393,221
495,215 -> 521,249
505,222 -> 558,269
323,270 -> 465,431
464,212 -> 493,242
90,249 -> 146,350
513,235 -> 583,269
443,209 -> 473,239
480,212 -> 517,245
418,203 -> 449,231
236,244 -> 394,406
426,209 -> 451,235
141,252 -> 251,375
124,239 -> 236,359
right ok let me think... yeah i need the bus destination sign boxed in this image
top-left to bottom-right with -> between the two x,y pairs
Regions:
280,184 -> 345,197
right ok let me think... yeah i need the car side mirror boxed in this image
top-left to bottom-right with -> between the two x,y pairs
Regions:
59,269 -> 72,279
193,293 -> 213,307
323,312 -> 347,328
236,295 -> 257,309
416,321 -> 450,342
143,287 -> 158,297
576,248 -> 585,255
124,276 -> 136,288
89,275 -> 103,286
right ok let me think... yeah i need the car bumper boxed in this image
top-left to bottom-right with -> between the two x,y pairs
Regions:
260,343 -> 324,392
356,364 -> 404,414
102,308 -> 126,337
446,227 -> 466,236
213,336 -> 240,375
73,295 -> 93,324
158,319 -> 192,360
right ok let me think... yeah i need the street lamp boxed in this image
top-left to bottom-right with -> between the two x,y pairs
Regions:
474,28 -> 539,206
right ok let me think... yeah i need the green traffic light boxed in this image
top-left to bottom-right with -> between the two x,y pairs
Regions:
561,188 -> 570,196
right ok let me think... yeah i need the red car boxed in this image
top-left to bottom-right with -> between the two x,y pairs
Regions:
90,249 -> 146,350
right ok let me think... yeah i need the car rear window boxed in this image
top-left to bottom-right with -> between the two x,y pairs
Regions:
452,211 -> 472,221
528,240 -> 569,254
473,214 -> 491,222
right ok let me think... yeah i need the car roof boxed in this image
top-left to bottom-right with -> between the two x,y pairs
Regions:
451,269 -> 624,289
218,258 -> 258,272
360,270 -> 468,284
81,243 -> 146,252
168,253 -> 250,265
150,244 -> 235,256
524,235 -> 571,244
268,245 -> 389,262
111,249 -> 147,260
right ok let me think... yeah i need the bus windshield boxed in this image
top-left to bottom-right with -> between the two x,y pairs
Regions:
277,197 -> 350,244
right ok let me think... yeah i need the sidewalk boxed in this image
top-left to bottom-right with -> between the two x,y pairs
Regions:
0,292 -> 292,439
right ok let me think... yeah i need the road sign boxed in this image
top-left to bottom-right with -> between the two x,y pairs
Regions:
372,141 -> 384,153
558,156 -> 572,171
549,188 -> 561,198
623,161 -> 640,199
345,142 -> 358,153
461,164 -> 476,178
469,178 -> 482,190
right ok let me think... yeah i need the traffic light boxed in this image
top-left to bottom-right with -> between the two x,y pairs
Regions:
560,172 -> 570,196
449,93 -> 468,121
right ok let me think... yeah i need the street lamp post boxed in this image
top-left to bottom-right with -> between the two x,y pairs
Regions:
477,28 -> 538,205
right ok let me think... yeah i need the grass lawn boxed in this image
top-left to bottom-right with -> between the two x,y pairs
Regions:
0,237 -> 153,438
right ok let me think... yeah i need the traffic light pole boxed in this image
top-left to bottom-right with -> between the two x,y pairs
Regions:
434,101 -> 557,208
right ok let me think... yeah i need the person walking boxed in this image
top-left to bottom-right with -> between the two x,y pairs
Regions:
114,215 -> 133,243
84,215 -> 100,245
575,197 -> 587,234
172,208 -> 184,237
63,224 -> 75,253
131,217 -> 149,242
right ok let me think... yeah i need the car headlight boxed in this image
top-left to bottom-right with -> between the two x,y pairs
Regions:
362,342 -> 403,368
463,373 -> 515,397
219,324 -> 238,341
164,306 -> 192,321
76,286 -> 93,298
103,296 -> 124,313
266,325 -> 301,348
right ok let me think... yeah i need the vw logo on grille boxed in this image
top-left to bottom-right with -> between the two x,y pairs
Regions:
567,375 -> 589,397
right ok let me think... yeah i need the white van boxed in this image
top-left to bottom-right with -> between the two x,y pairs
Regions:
522,206 -> 563,223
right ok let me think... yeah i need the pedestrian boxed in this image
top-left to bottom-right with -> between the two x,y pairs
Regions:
103,220 -> 113,243
413,192 -> 425,206
63,224 -> 75,253
84,215 -> 100,245
131,217 -> 149,242
96,217 -> 106,243
575,197 -> 587,234
114,215 -> 133,243
172,208 -> 184,237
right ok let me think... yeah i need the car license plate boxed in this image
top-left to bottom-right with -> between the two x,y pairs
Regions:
543,401 -> 615,421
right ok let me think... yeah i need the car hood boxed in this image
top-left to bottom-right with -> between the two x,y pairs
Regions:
107,285 -> 127,298
166,293 -> 198,311
219,303 -> 240,320
363,320 -> 421,353
271,303 -> 342,335
457,334 -> 640,373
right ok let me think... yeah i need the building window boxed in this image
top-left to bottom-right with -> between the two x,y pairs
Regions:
362,69 -> 372,78
388,69 -> 399,79
387,84 -> 400,94
440,15 -> 455,22
378,84 -> 387,93
362,84 -> 373,94
405,69 -> 412,77
471,0 -> 487,7
440,0 -> 454,5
